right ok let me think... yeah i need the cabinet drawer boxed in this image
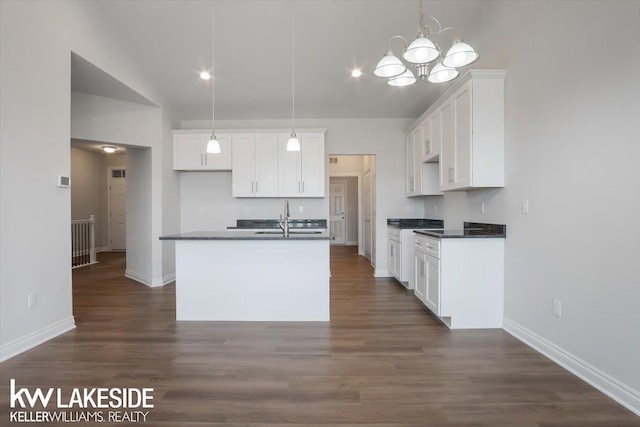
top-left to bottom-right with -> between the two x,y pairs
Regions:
414,235 -> 440,258
388,227 -> 401,241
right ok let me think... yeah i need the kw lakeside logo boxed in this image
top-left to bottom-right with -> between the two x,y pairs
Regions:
8,379 -> 154,423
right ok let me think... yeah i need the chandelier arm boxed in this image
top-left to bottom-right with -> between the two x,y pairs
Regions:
386,35 -> 409,52
435,26 -> 454,52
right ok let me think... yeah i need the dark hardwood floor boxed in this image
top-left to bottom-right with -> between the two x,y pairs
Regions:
1,246 -> 638,426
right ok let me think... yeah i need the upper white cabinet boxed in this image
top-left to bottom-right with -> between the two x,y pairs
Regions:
173,131 -> 232,171
278,132 -> 325,198
406,127 -> 442,197
406,70 -> 505,193
232,133 -> 279,197
440,71 -> 505,191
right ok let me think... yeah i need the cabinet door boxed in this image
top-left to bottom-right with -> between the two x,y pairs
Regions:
412,128 -> 423,194
388,239 -> 397,278
232,134 -> 256,197
406,134 -> 415,196
414,252 -> 427,302
300,133 -> 325,197
278,133 -> 302,197
420,118 -> 432,162
173,134 -> 208,170
439,99 -> 455,190
452,81 -> 472,188
204,133 -> 232,170
428,110 -> 441,162
253,134 -> 279,197
424,255 -> 441,315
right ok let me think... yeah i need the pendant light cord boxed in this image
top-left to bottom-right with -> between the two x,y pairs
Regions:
211,7 -> 215,135
291,9 -> 295,132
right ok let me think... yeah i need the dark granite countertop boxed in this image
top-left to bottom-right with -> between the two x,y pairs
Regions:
227,219 -> 327,230
160,230 -> 330,241
414,222 -> 506,239
387,218 -> 444,229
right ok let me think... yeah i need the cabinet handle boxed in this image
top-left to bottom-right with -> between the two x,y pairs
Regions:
255,181 -> 259,193
448,167 -> 454,183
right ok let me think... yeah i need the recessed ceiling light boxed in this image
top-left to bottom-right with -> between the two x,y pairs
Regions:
200,71 -> 211,80
102,146 -> 117,153
351,68 -> 362,78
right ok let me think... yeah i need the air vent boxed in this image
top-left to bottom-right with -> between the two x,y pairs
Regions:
329,157 -> 338,164
111,169 -> 126,178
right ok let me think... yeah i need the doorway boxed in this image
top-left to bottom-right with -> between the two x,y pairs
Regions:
108,167 -> 126,250
329,155 -> 376,266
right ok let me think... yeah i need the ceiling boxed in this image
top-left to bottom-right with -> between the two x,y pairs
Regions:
79,0 -> 490,122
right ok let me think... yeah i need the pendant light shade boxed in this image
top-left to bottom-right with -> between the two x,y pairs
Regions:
427,61 -> 459,83
388,68 -> 417,87
403,34 -> 439,64
374,51 -> 407,78
443,39 -> 479,68
207,134 -> 221,153
286,132 -> 300,151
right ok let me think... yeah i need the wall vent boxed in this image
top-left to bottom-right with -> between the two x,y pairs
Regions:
329,157 -> 338,164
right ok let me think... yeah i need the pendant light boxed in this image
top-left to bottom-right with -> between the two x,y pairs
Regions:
206,7 -> 220,154
287,10 -> 300,152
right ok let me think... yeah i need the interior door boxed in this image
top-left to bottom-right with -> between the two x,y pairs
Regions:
329,180 -> 346,245
109,169 -> 126,250
363,169 -> 373,261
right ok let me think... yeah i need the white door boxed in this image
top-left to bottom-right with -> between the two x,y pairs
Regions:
329,180 -> 346,245
109,168 -> 126,250
424,254 -> 441,315
253,134 -> 279,197
363,169 -> 373,261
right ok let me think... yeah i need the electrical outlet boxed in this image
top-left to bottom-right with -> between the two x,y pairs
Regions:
522,200 -> 529,214
404,205 -> 414,213
553,299 -> 562,317
28,293 -> 37,309
298,206 -> 303,213
480,201 -> 485,214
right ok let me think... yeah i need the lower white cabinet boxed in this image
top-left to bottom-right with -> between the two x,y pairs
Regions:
413,233 -> 504,329
388,226 -> 426,287
173,131 -> 232,171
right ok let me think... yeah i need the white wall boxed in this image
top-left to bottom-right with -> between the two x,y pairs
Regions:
0,0 -> 177,360
422,0 -> 640,409
180,118 -> 424,273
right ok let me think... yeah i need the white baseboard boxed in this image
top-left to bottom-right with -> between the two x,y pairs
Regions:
95,246 -> 111,253
374,268 -> 391,277
346,241 -> 358,246
0,316 -> 76,363
503,318 -> 640,416
125,269 -> 174,287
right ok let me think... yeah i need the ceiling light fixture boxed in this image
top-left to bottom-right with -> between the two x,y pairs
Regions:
351,68 -> 362,78
286,10 -> 300,152
102,146 -> 116,153
374,0 -> 478,87
199,71 -> 211,80
206,8 -> 220,154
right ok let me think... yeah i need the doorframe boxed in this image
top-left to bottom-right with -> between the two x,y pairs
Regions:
329,172 -> 362,255
107,166 -> 126,251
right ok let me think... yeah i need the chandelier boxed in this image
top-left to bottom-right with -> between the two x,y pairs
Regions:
374,0 -> 479,87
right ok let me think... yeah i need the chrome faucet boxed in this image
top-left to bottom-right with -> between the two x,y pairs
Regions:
279,200 -> 290,237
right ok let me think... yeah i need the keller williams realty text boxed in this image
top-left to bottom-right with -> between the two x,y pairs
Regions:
9,379 -> 154,423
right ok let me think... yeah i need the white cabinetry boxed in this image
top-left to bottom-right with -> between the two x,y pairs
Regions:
232,133 -> 279,197
413,233 -> 504,329
406,130 -> 441,197
439,71 -> 505,191
173,131 -> 232,171
278,132 -> 325,197
388,226 -> 429,287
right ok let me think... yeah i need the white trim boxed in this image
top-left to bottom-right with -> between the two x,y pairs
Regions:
0,316 -> 76,362
345,240 -> 358,246
95,246 -> 111,253
503,318 -> 640,416
125,269 -> 174,287
374,268 -> 392,278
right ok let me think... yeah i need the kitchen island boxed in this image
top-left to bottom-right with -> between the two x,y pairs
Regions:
160,230 -> 331,321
